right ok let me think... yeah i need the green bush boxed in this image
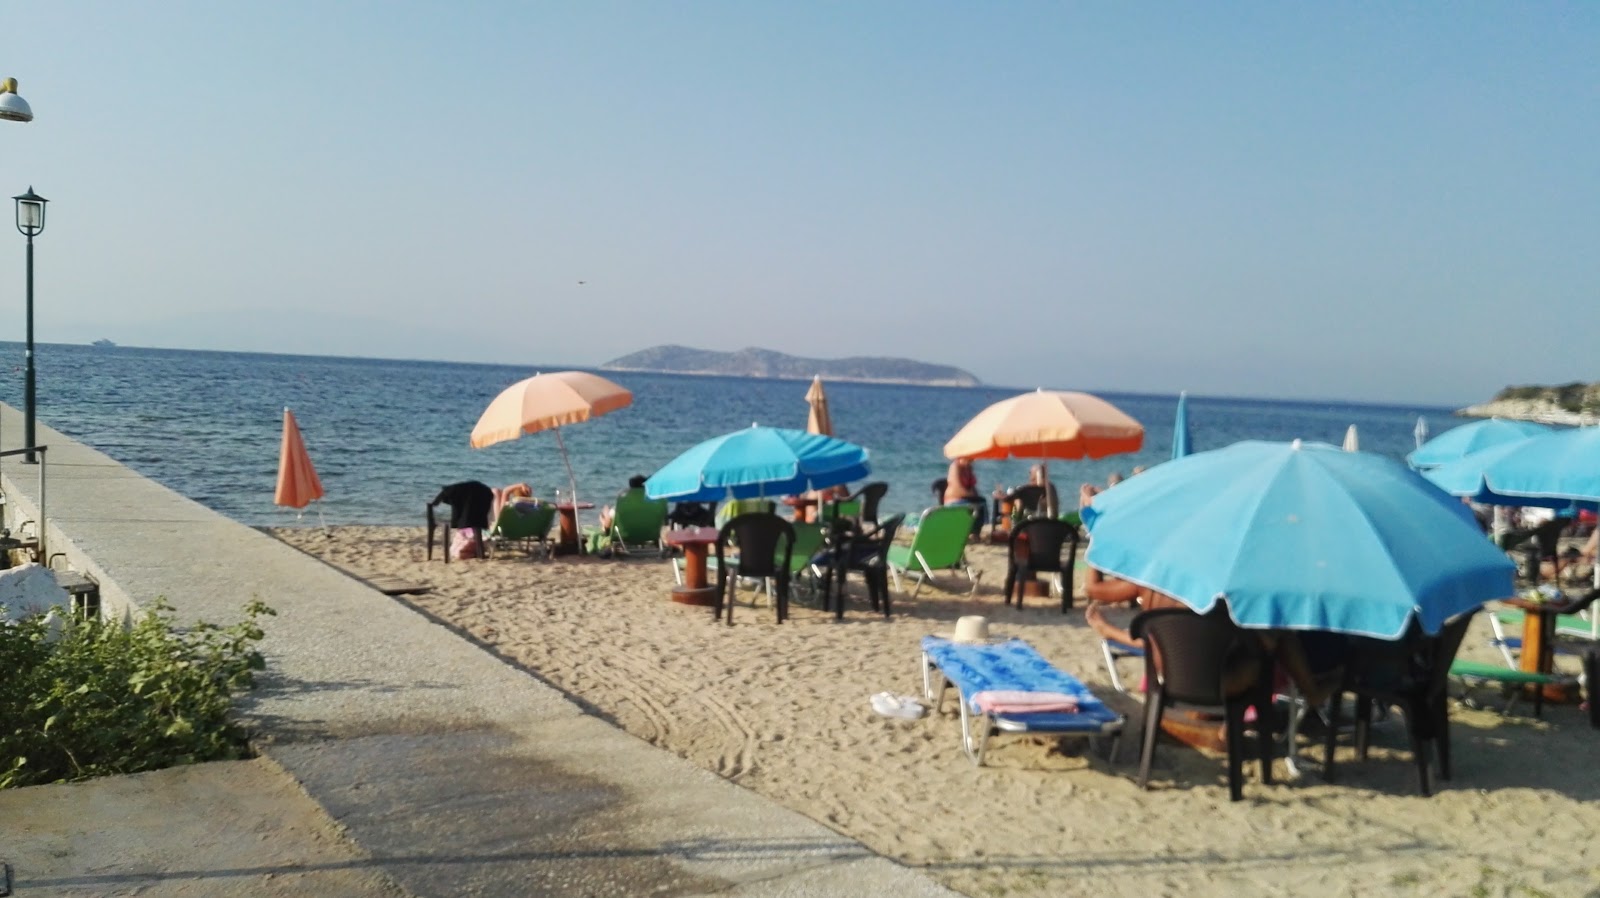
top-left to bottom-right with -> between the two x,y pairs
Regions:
0,598 -> 273,788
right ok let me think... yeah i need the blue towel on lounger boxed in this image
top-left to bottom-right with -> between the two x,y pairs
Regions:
921,636 -> 1120,732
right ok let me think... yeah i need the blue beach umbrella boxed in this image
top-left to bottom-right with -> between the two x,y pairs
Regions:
1171,391 -> 1192,460
645,425 -> 872,502
1407,418 -> 1552,470
1081,440 -> 1515,639
1422,425 -> 1600,508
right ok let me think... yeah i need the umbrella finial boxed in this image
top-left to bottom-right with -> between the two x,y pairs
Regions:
1292,439 -> 1303,451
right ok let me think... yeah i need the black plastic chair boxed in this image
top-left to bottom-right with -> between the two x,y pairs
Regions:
1323,609 -> 1477,796
1130,607 -> 1274,802
848,481 -> 889,528
818,513 -> 905,620
713,513 -> 794,626
1003,518 -> 1080,612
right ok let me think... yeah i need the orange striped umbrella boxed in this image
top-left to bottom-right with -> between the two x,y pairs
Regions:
274,408 -> 324,509
470,370 -> 633,506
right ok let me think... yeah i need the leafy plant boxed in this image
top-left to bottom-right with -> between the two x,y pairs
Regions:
0,598 -> 273,788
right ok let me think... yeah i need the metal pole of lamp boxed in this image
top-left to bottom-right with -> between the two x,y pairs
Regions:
14,188 -> 45,463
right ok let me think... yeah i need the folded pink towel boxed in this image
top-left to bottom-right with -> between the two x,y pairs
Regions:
971,690 -> 1080,714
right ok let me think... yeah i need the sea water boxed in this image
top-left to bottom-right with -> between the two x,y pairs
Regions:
0,342 -> 1456,528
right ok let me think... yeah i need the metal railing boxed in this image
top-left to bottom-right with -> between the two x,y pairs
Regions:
0,443 -> 47,561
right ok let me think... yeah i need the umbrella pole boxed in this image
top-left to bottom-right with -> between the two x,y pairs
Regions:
554,426 -> 580,508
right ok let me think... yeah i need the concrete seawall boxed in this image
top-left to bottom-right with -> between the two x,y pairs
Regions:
0,404 -> 960,897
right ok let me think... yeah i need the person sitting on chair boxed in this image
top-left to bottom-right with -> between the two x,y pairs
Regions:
943,457 -> 988,531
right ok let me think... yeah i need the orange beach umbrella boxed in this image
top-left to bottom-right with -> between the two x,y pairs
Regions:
274,407 -> 324,510
944,388 -> 1144,466
805,375 -> 833,437
469,370 -> 633,506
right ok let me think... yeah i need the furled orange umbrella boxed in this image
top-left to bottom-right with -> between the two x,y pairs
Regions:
805,375 -> 833,437
943,389 -> 1143,481
274,407 -> 325,513
469,370 -> 633,506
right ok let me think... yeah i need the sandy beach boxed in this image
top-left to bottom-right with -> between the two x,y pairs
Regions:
271,526 -> 1600,898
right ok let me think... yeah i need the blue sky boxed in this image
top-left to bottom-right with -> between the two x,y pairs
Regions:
1,3 -> 1594,405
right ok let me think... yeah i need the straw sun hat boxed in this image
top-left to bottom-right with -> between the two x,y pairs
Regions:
947,615 -> 1002,644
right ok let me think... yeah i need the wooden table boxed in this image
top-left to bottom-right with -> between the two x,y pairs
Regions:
1503,596 -> 1583,703
781,495 -> 818,523
665,526 -> 719,606
552,502 -> 595,556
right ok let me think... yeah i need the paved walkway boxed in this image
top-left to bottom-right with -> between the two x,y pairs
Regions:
0,406 -> 961,898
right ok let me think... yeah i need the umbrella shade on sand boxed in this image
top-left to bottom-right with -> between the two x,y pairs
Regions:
1082,440 -> 1514,639
944,389 -> 1143,486
1407,418 -> 1552,470
805,376 -> 833,437
469,370 -> 633,506
646,425 -> 871,502
274,408 -> 325,512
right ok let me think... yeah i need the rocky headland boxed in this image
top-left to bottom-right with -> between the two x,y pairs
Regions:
601,345 -> 981,387
1457,382 -> 1600,425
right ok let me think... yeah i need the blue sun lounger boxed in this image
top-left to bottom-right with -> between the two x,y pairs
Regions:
920,636 -> 1125,766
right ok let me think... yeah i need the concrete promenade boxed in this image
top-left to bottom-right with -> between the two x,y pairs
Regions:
0,405 -> 961,897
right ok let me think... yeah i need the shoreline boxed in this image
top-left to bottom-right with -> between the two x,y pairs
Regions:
271,524 -> 1600,898
1456,400 -> 1600,426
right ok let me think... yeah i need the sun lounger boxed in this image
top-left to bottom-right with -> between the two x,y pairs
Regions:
920,636 -> 1124,766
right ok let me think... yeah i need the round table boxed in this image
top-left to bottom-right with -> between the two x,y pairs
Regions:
552,502 -> 596,556
664,526 -> 720,606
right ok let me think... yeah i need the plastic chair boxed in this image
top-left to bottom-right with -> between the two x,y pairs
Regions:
819,514 -> 905,619
887,505 -> 977,598
1003,518 -> 1080,612
713,513 -> 794,626
1130,607 -> 1273,802
608,487 -> 669,556
488,501 -> 556,558
848,481 -> 889,527
1323,610 -> 1478,797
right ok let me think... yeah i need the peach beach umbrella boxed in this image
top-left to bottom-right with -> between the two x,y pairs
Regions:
274,407 -> 325,515
805,375 -> 833,437
943,388 -> 1144,482
469,370 -> 633,507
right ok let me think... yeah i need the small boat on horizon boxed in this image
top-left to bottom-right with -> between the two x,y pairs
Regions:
92,338 -> 116,348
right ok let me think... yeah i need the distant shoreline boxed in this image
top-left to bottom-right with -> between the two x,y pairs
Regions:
599,365 -> 977,388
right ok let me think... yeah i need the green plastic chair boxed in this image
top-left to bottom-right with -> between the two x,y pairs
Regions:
608,487 -> 669,557
886,505 -> 977,598
489,501 -> 556,559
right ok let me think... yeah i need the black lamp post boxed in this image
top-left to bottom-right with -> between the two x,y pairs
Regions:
14,187 -> 45,463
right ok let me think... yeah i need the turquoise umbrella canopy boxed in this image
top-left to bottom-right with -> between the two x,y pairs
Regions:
645,425 -> 871,502
1407,418 -> 1552,470
1422,425 -> 1600,508
1082,440 -> 1514,639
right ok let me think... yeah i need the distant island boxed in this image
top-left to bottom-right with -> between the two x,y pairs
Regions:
601,345 -> 981,387
1458,382 -> 1600,425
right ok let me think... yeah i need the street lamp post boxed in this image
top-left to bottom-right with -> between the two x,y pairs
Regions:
14,188 -> 46,463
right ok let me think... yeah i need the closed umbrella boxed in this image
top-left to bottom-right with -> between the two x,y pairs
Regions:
805,375 -> 833,437
274,408 -> 324,517
1171,391 -> 1192,460
1342,425 -> 1360,452
1407,418 -> 1552,470
944,388 -> 1143,487
1082,440 -> 1514,639
470,370 -> 633,508
1414,416 -> 1429,451
646,425 -> 871,502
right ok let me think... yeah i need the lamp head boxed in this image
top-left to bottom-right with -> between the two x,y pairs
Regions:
14,187 -> 46,237
0,78 -> 33,123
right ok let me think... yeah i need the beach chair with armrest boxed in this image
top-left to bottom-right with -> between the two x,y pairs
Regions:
887,505 -> 977,598
488,501 -> 557,559
1324,609 -> 1477,797
848,481 -> 889,528
1130,607 -> 1274,802
608,487 -> 669,557
817,513 -> 905,619
713,512 -> 794,626
1003,517 -> 1079,612
919,635 -> 1125,766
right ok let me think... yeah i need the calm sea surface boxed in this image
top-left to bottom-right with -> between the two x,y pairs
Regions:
0,342 -> 1459,529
